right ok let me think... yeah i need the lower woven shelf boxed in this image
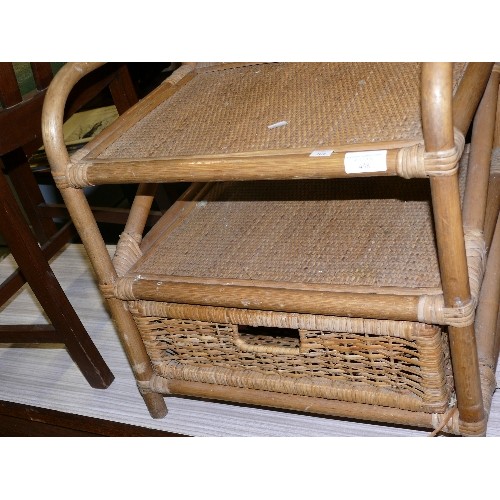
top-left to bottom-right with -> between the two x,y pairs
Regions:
129,301 -> 454,414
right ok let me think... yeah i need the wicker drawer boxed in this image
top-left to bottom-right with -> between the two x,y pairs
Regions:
130,301 -> 452,414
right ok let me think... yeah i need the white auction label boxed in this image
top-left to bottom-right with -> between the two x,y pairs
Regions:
344,150 -> 387,173
310,149 -> 335,157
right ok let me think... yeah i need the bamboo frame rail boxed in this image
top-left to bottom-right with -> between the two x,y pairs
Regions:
62,138 -> 468,187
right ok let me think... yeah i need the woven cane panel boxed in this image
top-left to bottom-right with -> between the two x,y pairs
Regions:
135,315 -> 451,411
97,62 -> 467,159
133,176 -> 442,289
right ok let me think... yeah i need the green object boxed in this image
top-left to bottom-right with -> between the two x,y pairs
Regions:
9,62 -> 65,97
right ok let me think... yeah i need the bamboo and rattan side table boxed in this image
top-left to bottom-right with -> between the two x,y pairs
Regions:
43,62 -> 500,436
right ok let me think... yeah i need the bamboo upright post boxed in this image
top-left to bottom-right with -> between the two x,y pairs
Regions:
476,215 -> 500,369
423,62 -> 486,435
484,68 -> 500,248
463,69 -> 500,232
42,63 -> 167,418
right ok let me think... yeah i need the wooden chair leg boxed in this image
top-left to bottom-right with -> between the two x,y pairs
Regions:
0,221 -> 76,308
0,169 -> 114,389
1,150 -> 59,244
108,63 -> 139,114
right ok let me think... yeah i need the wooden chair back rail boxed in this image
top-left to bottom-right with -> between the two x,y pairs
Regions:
31,63 -> 53,90
41,62 -> 498,434
0,63 -> 23,107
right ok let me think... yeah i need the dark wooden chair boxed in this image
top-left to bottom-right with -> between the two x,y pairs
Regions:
0,62 -> 145,388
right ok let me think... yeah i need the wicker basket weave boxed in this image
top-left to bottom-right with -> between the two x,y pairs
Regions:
130,301 -> 452,413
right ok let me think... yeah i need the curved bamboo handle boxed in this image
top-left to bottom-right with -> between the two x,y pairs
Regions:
233,329 -> 300,355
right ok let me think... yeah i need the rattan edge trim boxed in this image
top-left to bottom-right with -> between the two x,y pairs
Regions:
195,62 -> 267,74
121,273 -> 443,297
150,364 -> 442,413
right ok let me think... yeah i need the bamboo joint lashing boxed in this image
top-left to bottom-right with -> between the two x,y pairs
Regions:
418,229 -> 486,326
99,283 -> 116,299
113,277 -> 136,300
431,406 -> 459,435
136,378 -> 153,395
54,163 -> 92,189
150,374 -> 171,394
396,128 -> 465,178
113,231 -> 143,277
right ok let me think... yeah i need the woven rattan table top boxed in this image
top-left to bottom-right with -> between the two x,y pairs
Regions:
93,62 -> 468,160
131,175 -> 449,292
129,147 -> 470,294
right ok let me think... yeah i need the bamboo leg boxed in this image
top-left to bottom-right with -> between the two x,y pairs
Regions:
462,69 -> 500,231
60,187 -> 167,418
431,176 -> 485,434
494,305 -> 500,371
42,62 -> 167,418
452,63 -> 494,136
122,183 -> 158,238
476,214 -> 500,376
484,79 -> 500,248
423,63 -> 486,435
484,174 -> 500,249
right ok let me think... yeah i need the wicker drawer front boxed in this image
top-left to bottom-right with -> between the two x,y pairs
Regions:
131,301 -> 452,414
